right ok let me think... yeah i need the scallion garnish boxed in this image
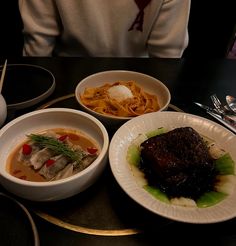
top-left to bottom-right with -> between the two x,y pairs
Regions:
28,134 -> 85,164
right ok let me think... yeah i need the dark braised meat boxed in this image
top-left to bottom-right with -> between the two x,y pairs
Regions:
140,127 -> 217,199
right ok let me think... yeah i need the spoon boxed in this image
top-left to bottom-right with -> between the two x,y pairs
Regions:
0,59 -> 7,93
226,95 -> 236,114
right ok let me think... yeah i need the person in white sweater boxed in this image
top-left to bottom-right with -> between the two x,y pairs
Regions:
19,0 -> 191,57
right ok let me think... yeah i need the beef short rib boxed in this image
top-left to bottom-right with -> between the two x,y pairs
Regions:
140,127 -> 216,199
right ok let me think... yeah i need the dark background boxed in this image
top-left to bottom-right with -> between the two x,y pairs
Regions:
0,1 -> 23,57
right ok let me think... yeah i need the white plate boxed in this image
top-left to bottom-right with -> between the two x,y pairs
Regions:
109,111 -> 236,223
1,64 -> 55,109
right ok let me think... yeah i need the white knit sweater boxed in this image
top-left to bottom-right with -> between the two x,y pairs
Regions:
19,0 -> 190,57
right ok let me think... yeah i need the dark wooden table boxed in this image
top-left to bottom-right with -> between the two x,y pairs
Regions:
1,57 -> 236,246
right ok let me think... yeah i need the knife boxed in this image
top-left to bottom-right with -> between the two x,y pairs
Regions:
194,102 -> 236,134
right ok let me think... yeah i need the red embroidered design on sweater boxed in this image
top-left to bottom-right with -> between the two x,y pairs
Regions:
129,0 -> 152,32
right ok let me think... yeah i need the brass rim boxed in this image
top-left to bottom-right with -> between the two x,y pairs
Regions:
37,93 -> 75,109
35,210 -> 141,236
168,104 -> 184,112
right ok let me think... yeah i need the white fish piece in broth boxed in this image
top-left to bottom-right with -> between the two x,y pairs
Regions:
52,163 -> 74,181
39,154 -> 71,180
42,131 -> 60,139
30,147 -> 55,170
75,155 -> 97,172
8,128 -> 100,182
18,142 -> 41,164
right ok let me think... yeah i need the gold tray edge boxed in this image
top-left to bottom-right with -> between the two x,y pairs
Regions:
34,210 -> 141,236
37,93 -> 75,109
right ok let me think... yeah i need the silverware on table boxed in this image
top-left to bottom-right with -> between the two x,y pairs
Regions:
194,102 -> 236,134
210,93 -> 233,115
226,95 -> 236,114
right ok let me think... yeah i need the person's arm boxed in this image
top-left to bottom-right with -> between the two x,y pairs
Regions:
148,0 -> 190,58
19,0 -> 61,56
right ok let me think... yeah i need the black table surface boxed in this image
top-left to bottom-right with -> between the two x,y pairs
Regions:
1,57 -> 236,246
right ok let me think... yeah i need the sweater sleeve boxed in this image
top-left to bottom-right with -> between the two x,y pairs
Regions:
19,0 -> 61,56
147,0 -> 190,58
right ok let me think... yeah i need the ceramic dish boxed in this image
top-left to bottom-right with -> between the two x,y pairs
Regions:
109,111 -> 236,223
0,108 -> 109,201
0,94 -> 7,127
75,70 -> 171,128
0,192 -> 39,246
1,64 -> 55,109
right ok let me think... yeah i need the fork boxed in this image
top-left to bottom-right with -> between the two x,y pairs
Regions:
210,94 -> 233,115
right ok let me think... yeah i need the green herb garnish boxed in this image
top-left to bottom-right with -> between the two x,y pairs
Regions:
28,134 -> 85,164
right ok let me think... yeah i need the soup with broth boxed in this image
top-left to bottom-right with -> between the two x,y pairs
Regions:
6,128 -> 100,182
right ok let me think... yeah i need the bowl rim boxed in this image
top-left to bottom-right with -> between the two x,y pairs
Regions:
75,70 -> 171,120
0,108 -> 109,187
0,192 -> 40,245
0,63 -> 56,110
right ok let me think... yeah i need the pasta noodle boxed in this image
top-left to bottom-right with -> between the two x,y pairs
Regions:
80,81 -> 160,117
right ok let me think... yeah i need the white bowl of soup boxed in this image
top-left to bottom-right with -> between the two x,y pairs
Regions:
75,70 -> 171,129
0,108 -> 109,201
